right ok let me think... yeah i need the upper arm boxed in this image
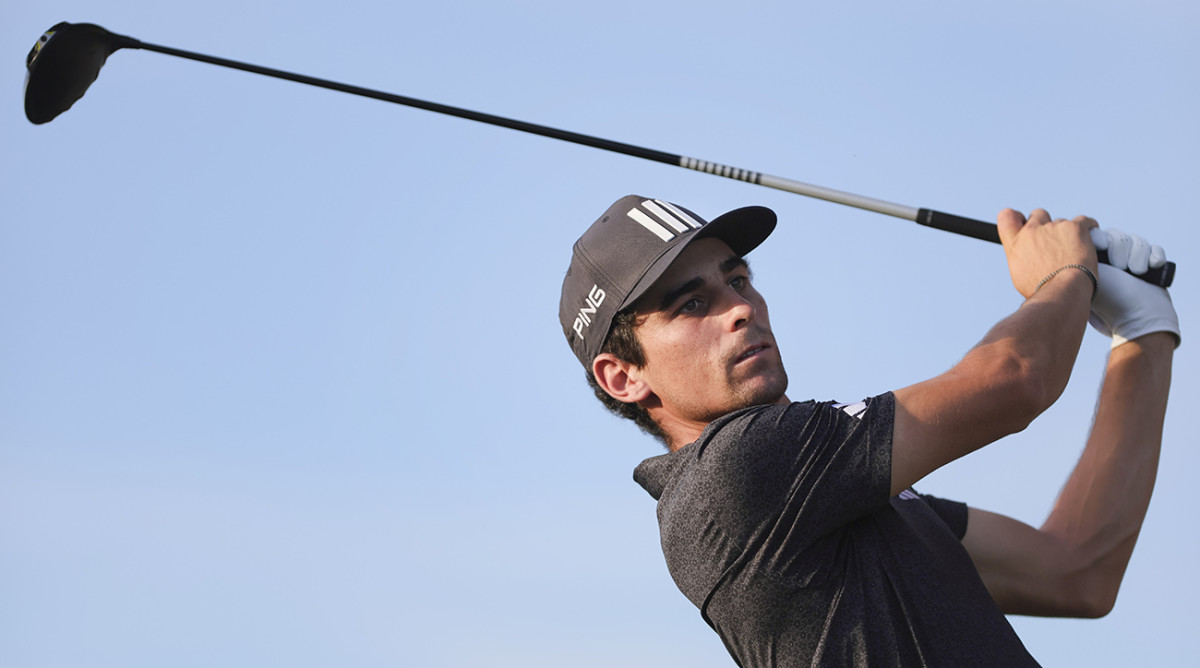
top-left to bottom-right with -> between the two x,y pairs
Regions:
888,263 -> 1095,497
962,507 -> 1109,618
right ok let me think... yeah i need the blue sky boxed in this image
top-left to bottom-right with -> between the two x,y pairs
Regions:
3,2 -> 1197,666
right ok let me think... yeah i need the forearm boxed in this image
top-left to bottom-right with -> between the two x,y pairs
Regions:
968,268 -> 1093,415
1039,333 -> 1174,614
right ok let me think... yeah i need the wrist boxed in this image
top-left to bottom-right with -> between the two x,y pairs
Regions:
1112,330 -> 1179,356
1036,264 -> 1098,300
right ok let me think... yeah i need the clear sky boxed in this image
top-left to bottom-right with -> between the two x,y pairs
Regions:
3,1 -> 1197,666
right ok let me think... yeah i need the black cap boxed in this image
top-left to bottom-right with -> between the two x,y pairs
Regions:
559,195 -> 776,370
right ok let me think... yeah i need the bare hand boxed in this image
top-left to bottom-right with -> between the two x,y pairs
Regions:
996,208 -> 1099,298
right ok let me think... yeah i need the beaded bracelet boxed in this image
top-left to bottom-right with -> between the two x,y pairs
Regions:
1035,264 -> 1098,300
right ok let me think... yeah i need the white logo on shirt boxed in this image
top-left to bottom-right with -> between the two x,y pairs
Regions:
835,400 -> 868,418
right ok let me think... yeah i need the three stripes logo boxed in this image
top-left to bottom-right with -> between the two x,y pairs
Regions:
627,199 -> 705,242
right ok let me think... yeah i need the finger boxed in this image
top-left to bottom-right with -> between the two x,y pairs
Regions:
1107,229 -> 1131,270
996,208 -> 1027,246
1127,234 -> 1151,275
1027,208 -> 1052,225
1074,215 -> 1099,231
1149,244 -> 1167,269
1090,227 -> 1110,250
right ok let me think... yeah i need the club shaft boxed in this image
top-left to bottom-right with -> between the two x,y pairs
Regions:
131,39 -> 684,164
122,36 -> 1174,287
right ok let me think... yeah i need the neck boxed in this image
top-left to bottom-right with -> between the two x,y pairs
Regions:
655,393 -> 790,452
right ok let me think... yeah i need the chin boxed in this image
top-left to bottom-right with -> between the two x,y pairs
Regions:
739,374 -> 789,409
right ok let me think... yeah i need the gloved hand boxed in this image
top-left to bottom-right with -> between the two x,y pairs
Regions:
1088,228 -> 1181,349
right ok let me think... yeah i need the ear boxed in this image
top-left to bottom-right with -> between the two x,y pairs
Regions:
592,353 -> 652,404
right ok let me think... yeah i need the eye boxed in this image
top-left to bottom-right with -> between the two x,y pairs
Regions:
730,275 -> 748,290
679,297 -> 702,313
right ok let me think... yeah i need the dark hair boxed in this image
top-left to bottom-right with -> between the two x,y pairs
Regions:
584,308 -> 669,445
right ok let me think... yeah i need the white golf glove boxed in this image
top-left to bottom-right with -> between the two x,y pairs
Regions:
1088,228 -> 1181,349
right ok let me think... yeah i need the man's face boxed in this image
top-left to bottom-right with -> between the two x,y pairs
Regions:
630,237 -> 788,425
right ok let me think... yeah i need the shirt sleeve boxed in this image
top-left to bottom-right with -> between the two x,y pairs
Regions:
918,493 -> 969,540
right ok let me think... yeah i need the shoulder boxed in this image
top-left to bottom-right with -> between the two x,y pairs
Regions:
680,394 -> 894,492
698,393 -> 894,455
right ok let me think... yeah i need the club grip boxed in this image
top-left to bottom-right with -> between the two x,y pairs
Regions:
916,208 -> 1176,288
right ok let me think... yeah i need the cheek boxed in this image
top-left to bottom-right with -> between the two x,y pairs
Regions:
751,298 -> 775,334
656,340 -> 706,374
751,290 -> 771,320
641,328 -> 715,380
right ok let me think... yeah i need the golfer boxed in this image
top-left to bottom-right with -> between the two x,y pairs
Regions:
559,195 -> 1178,666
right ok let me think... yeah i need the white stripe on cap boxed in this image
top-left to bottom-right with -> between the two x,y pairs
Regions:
655,200 -> 703,230
642,200 -> 691,233
627,208 -> 676,242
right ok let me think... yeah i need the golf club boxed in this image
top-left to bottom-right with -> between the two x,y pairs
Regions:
25,21 -> 1175,287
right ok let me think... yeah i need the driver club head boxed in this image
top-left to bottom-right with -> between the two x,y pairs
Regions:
25,22 -> 136,124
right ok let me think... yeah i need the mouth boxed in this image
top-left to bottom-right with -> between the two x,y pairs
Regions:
734,344 -> 770,364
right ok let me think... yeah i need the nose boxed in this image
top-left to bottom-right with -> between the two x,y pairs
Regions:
723,288 -> 756,331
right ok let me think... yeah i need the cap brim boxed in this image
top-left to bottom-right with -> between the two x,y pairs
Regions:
697,205 -> 777,256
618,205 -> 777,311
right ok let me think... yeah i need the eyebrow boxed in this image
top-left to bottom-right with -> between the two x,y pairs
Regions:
656,255 -> 750,312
